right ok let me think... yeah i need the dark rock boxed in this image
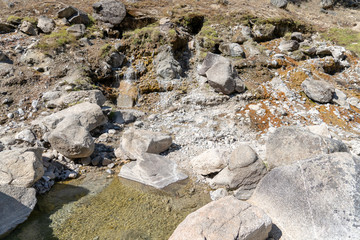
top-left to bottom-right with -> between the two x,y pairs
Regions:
0,23 -> 16,34
92,0 -> 127,27
66,24 -> 86,38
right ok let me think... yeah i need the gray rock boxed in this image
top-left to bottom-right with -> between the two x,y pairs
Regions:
48,117 -> 94,159
0,50 -> 12,64
67,24 -> 86,38
0,62 -> 13,76
35,102 -> 106,131
119,153 -> 187,189
252,24 -> 276,42
112,110 -> 136,124
58,6 -> 90,25
0,148 -> 44,187
15,129 -> 36,144
0,185 -> 37,238
266,126 -> 348,168
154,46 -> 182,80
92,0 -> 127,27
37,16 -> 55,34
118,128 -> 172,160
278,40 -> 299,52
190,149 -> 228,175
107,52 -> 125,69
321,0 -> 336,9
169,196 -> 272,240
198,52 -> 225,76
210,188 -> 228,201
332,88 -> 348,107
291,32 -> 304,42
307,123 -> 332,138
231,25 -> 252,44
210,145 -> 266,199
206,58 -> 236,95
250,152 -> 360,239
20,21 -> 37,36
301,78 -> 335,103
234,77 -> 246,93
271,0 -> 288,8
219,43 -> 245,57
46,90 -> 106,108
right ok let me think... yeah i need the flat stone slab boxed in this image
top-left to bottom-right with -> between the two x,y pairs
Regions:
118,153 -> 187,189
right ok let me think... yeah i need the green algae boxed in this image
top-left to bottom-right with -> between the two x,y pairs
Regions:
53,177 -> 210,240
7,173 -> 210,240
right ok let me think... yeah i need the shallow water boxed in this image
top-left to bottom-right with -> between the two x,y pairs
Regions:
7,173 -> 210,240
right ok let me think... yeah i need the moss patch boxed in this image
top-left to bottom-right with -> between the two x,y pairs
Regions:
321,28 -> 360,56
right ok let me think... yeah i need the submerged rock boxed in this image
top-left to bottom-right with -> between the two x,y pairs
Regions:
118,153 -> 187,189
0,185 -> 37,238
169,196 -> 272,240
250,152 -> 360,239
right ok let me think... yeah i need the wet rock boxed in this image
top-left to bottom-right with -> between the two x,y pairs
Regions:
35,102 -> 106,131
219,43 -> 245,57
271,0 -> 288,8
169,196 -> 272,240
252,24 -> 275,42
20,21 -> 37,36
119,153 -> 187,189
190,149 -> 228,175
301,78 -> 335,103
117,128 -> 172,160
48,117 -> 95,159
0,148 -> 44,187
210,145 -> 267,199
37,16 -> 55,34
154,46 -> 182,80
0,185 -> 37,238
266,126 -> 348,168
278,40 -> 299,52
58,6 -> 90,25
251,152 -> 360,239
92,0 -> 127,27
67,24 -> 86,38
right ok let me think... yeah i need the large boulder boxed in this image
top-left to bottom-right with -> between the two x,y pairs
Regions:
210,145 -> 267,199
198,52 -> 225,76
36,102 -> 106,131
92,0 -> 127,27
117,128 -> 172,160
190,149 -> 228,175
0,185 -> 37,238
250,152 -> 360,239
301,78 -> 335,103
48,117 -> 95,159
118,153 -> 187,189
266,126 -> 348,168
37,16 -> 55,34
169,196 -> 272,240
0,148 -> 44,187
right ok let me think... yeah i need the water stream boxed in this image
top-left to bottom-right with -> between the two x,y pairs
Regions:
7,171 -> 210,240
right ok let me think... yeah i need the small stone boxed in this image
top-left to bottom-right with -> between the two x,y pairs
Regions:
91,156 -> 102,166
107,163 -> 115,169
81,157 -> 91,166
7,113 -> 14,119
102,158 -> 112,166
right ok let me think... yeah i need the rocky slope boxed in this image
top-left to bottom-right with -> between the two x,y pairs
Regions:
1,0 -> 360,239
